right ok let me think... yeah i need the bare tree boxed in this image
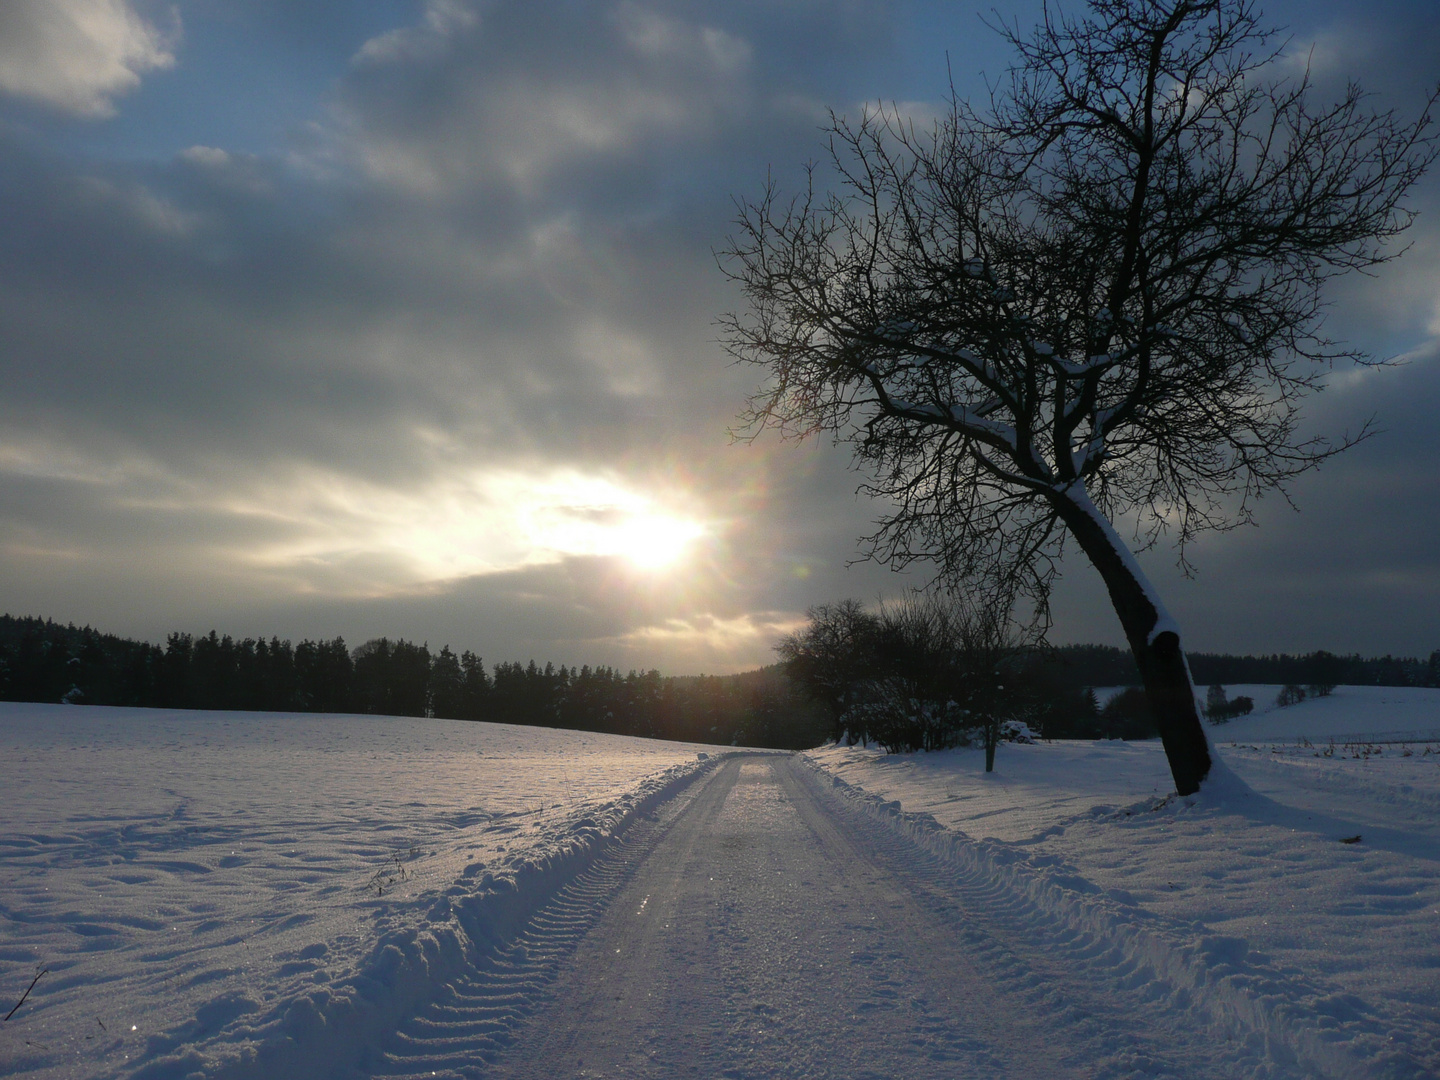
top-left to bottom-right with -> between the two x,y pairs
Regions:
866,592 -> 973,754
775,599 -> 881,744
871,591 -> 1025,768
722,0 -> 1435,794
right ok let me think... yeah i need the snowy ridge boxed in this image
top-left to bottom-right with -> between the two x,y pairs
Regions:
796,757 -> 1401,1080
133,754 -> 722,1080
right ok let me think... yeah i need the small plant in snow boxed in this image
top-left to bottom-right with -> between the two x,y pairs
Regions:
366,847 -> 422,896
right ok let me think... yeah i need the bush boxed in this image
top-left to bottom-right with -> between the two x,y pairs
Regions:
1204,685 -> 1254,723
1204,684 -> 1229,723
1276,684 -> 1307,707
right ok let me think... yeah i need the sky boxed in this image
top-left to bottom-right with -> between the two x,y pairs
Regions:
0,0 -> 1436,674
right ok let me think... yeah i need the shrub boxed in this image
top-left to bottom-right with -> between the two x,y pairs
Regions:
1276,684 -> 1307,707
1204,684 -> 1254,723
1204,684 -> 1229,723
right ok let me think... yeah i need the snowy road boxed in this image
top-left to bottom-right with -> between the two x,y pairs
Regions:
7,701 -> 1436,1078
367,754 -> 1238,1080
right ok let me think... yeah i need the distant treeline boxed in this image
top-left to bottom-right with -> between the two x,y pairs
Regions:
3,614 -> 1436,749
0,615 -> 829,749
1044,644 -> 1440,690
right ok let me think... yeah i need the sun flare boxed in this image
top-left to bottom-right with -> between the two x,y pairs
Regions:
524,473 -> 710,574
612,512 -> 707,571
236,466 -> 712,587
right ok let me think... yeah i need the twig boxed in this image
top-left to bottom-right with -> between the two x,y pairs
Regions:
4,969 -> 47,1022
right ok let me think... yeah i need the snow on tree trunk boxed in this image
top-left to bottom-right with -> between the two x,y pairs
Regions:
1050,487 -> 1211,795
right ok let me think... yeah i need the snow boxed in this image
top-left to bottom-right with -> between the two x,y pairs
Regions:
1059,352 -> 1117,377
806,684 -> 1440,1077
1059,479 -> 1182,645
3,687 -> 1438,1078
945,403 -> 1019,446
0,704 -> 714,1079
1197,684 -> 1440,743
888,398 -> 1020,449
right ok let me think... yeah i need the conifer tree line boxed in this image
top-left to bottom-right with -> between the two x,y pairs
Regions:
3,612 -> 1436,751
1055,643 -> 1440,692
0,614 -> 828,749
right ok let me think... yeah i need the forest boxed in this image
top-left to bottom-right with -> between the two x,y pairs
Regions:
0,614 -> 828,749
2,613 -> 1436,751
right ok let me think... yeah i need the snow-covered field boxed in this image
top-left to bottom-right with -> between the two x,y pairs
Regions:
1099,683 -> 1440,744
1,685 -> 1437,1079
809,684 -> 1440,1076
0,705 -> 716,1079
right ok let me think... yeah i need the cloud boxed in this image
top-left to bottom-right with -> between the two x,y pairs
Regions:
327,1 -> 762,201
0,0 -> 175,118
3,0 -> 1434,672
600,610 -> 808,673
179,145 -> 229,167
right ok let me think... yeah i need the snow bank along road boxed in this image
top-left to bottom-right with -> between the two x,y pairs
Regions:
0,707 -> 713,1080
4,692 -> 1437,1079
380,753 -> 1436,1080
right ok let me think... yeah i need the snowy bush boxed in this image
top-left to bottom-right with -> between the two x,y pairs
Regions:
1002,720 -> 1038,744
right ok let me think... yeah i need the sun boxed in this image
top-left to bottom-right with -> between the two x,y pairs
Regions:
517,473 -> 710,573
612,512 -> 707,571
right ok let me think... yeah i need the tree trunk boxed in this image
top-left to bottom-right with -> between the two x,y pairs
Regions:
1050,488 -> 1212,795
984,723 -> 997,773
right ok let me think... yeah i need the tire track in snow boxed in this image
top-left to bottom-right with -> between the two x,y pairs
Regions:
486,756 -> 1086,1079
783,761 -> 1242,1079
795,758 -> 1409,1079
343,752 -> 1374,1079
359,756 -> 742,1079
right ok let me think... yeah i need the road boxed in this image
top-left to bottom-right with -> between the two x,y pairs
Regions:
370,754 -> 1228,1079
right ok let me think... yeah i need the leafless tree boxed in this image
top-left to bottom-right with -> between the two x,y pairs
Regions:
722,0 -> 1435,794
871,591 -> 1025,768
775,599 -> 881,744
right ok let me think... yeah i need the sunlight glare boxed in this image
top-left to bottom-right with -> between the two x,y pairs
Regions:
612,512 -> 707,570
528,474 -> 708,572
233,466 -> 712,589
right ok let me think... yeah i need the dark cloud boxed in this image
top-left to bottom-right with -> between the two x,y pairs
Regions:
0,0 -> 1436,671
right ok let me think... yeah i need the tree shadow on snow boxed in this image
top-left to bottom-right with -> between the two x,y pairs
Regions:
1194,752 -> 1440,864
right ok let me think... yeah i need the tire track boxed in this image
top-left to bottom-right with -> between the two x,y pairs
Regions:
790,757 -> 1391,1079
368,752 -> 1342,1079
781,759 -> 1244,1079
492,755 -> 1082,1079
363,757 -> 746,1080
